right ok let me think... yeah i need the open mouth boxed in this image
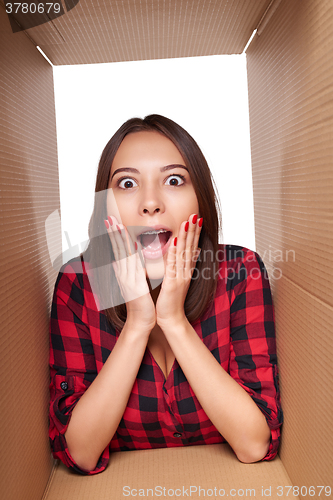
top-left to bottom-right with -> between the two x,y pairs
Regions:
139,229 -> 172,251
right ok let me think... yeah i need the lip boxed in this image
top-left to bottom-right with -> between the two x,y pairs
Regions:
137,225 -> 173,260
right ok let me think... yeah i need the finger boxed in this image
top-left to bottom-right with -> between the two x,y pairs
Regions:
110,219 -> 128,273
191,216 -> 203,265
184,214 -> 198,273
176,220 -> 188,276
135,240 -> 147,280
105,217 -> 120,263
192,247 -> 201,266
123,229 -> 137,281
111,260 -> 120,282
116,224 -> 129,260
113,217 -> 136,258
165,236 -> 177,280
186,214 -> 198,247
123,225 -> 135,256
177,215 -> 197,277
192,216 -> 203,249
117,224 -> 139,282
124,225 -> 137,257
135,239 -> 145,270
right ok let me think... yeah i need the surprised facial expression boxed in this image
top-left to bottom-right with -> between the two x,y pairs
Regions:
107,131 -> 200,280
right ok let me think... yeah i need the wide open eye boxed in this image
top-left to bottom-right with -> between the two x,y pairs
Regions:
165,174 -> 185,186
118,177 -> 138,189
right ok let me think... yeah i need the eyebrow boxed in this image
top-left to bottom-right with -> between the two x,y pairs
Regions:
110,164 -> 189,180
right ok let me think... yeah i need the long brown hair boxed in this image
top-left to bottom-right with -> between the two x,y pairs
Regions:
82,114 -> 222,331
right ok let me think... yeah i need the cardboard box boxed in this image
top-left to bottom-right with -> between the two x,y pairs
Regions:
1,0 -> 332,498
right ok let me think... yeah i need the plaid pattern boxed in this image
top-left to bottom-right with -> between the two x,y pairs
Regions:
49,245 -> 283,475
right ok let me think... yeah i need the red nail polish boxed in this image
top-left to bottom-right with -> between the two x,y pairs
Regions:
134,242 -> 138,251
185,221 -> 189,232
116,225 -> 121,234
192,214 -> 198,224
108,215 -> 113,226
198,218 -> 203,228
104,219 -> 109,229
174,237 -> 177,246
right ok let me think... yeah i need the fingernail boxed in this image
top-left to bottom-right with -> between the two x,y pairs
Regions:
192,214 -> 198,224
134,242 -> 138,251
108,215 -> 113,226
174,237 -> 177,246
104,219 -> 109,229
198,217 -> 203,228
185,221 -> 189,232
116,225 -> 121,234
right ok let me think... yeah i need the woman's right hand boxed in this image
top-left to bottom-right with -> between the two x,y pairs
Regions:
105,215 -> 156,331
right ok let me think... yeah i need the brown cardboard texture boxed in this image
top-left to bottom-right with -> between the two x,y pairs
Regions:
1,1 -> 332,499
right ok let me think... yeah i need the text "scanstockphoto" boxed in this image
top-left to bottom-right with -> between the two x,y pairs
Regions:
123,486 -> 258,497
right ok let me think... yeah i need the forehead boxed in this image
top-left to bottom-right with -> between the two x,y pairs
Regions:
111,131 -> 185,170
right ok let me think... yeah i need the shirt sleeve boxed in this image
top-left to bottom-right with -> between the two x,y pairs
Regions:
227,249 -> 283,461
49,261 -> 110,475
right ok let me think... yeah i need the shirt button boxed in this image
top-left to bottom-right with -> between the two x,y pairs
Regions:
60,381 -> 68,391
173,432 -> 182,438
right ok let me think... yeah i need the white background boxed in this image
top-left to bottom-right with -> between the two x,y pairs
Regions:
53,54 -> 255,257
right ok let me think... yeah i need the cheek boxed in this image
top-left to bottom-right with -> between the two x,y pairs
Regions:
192,197 -> 200,214
177,192 -> 199,217
106,188 -> 124,223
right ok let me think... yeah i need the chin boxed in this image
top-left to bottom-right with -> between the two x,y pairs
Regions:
144,258 -> 165,285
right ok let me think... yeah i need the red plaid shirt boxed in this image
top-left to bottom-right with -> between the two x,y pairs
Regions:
49,245 -> 283,475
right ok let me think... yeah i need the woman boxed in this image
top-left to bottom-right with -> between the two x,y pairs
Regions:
49,114 -> 283,475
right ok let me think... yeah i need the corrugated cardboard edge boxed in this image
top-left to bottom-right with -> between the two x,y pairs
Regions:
247,0 -> 333,490
41,459 -> 59,500
0,4 -> 60,499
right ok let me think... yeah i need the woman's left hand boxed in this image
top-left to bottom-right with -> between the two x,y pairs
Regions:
156,213 -> 202,328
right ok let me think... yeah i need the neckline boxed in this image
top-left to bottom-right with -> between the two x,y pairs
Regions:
146,347 -> 177,382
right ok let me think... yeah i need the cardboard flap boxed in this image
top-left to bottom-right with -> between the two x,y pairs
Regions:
45,444 -> 293,500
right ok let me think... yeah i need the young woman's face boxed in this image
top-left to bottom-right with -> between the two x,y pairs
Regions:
107,131 -> 200,280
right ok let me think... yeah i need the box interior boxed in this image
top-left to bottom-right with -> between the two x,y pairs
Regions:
1,0 -> 332,499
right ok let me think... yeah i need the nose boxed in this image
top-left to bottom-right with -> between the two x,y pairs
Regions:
139,186 -> 165,215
